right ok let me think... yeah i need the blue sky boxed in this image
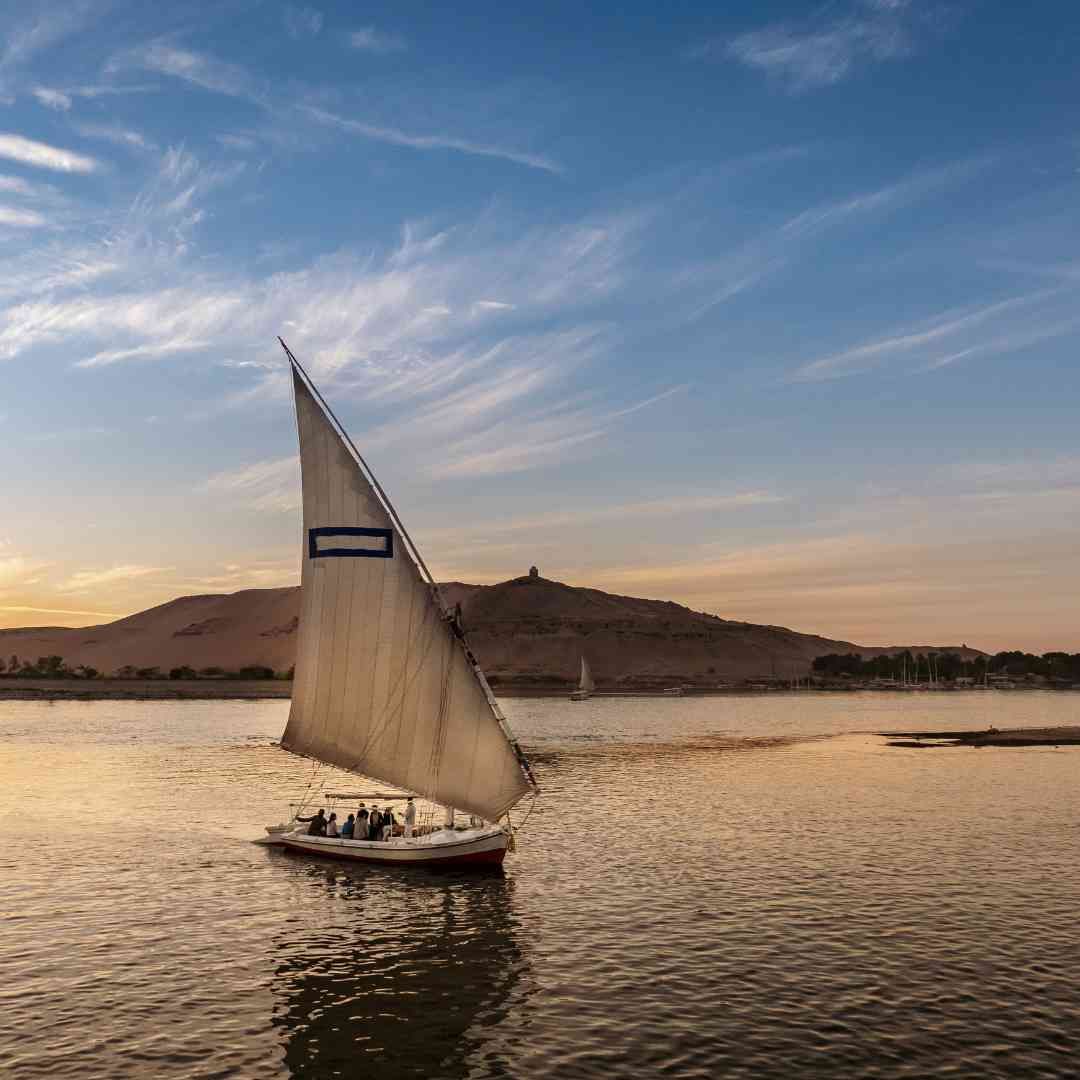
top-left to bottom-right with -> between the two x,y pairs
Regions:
2,0 -> 1080,651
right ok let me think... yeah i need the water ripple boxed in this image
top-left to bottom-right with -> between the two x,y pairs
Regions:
1,695 -> 1079,1077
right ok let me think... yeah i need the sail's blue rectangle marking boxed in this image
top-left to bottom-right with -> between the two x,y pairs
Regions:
309,527 -> 394,559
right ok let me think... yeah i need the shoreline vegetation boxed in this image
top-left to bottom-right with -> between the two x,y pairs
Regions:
811,650 -> 1080,690
2,642 -> 1080,700
0,677 -> 292,700
3,678 -> 1079,702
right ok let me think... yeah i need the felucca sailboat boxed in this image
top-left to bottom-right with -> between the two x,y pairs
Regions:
263,340 -> 539,867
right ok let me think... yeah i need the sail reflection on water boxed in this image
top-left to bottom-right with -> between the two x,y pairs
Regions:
268,857 -> 528,1078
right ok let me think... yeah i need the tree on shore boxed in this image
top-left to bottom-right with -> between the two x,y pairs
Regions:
35,656 -> 68,678
813,650 -> 1080,683
235,665 -> 275,680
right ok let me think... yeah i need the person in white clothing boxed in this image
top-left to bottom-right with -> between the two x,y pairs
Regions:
403,797 -> 417,838
381,806 -> 395,841
325,812 -> 339,838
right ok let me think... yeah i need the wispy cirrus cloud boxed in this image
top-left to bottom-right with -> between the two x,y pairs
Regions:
74,123 -> 155,152
0,3 -> 99,100
76,338 -> 212,369
349,26 -> 407,53
694,0 -> 946,93
108,40 -> 559,174
203,457 -> 300,513
68,82 -> 160,100
0,175 -> 35,195
0,545 -> 50,589
58,565 -> 173,594
0,286 -> 240,362
215,132 -> 258,152
0,133 -> 100,173
792,288 -> 1080,381
203,330 -> 681,487
107,41 -> 268,106
432,383 -> 687,478
680,159 -> 983,321
427,491 -> 787,545
0,604 -> 121,619
31,85 -> 71,110
302,105 -> 562,175
158,559 -> 299,593
0,188 -> 634,377
0,206 -> 46,228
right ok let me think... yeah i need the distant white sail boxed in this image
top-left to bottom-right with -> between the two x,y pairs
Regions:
281,362 -> 534,822
579,657 -> 595,694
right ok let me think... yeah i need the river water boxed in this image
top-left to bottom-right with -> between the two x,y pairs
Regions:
1,693 -> 1078,1079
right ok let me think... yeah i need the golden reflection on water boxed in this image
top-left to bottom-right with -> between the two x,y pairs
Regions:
269,864 -> 524,1078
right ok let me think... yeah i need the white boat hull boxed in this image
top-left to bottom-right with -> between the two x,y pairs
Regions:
274,826 -> 510,867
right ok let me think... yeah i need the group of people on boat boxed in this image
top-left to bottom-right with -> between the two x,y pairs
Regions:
297,798 -> 418,842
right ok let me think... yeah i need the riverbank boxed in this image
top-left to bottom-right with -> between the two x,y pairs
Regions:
0,678 -> 291,700
4,679 -> 1078,702
881,726 -> 1080,747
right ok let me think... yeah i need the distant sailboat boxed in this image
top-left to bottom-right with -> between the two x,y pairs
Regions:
569,656 -> 595,701
262,340 -> 539,867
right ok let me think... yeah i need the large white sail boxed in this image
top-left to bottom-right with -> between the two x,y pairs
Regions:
281,358 -> 534,822
579,657 -> 595,694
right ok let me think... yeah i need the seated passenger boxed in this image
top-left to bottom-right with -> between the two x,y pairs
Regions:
325,812 -> 339,838
341,813 -> 355,839
296,808 -> 327,836
357,807 -> 369,839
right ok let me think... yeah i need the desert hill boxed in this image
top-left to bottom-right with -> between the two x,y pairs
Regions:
441,575 -> 983,686
0,574 -> 983,686
0,589 -> 300,676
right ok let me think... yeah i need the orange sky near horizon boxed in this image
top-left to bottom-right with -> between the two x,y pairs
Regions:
3,496 -> 1079,654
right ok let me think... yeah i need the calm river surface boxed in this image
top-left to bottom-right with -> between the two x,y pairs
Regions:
1,693 -> 1078,1079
